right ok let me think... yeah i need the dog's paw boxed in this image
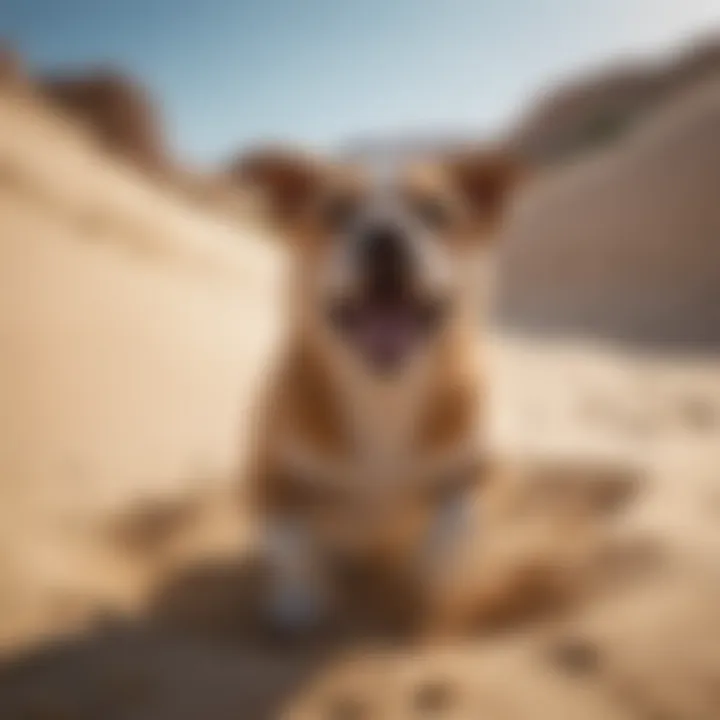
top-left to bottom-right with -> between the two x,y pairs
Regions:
263,580 -> 328,643
269,584 -> 322,628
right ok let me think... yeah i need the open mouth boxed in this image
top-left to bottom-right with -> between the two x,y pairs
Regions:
328,294 -> 448,372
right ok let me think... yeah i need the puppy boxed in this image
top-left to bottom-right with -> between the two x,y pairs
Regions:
237,146 -> 524,635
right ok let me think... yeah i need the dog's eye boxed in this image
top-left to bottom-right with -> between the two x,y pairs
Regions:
319,194 -> 358,232
414,196 -> 453,230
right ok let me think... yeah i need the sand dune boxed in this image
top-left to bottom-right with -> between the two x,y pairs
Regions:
500,77 -> 720,344
510,35 -> 720,164
0,86 -> 282,649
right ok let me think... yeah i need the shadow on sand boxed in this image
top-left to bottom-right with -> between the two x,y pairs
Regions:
0,556 -> 345,720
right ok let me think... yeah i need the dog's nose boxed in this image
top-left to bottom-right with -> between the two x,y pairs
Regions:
360,224 -> 411,298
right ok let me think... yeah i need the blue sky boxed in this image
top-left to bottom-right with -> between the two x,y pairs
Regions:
3,0 -> 718,165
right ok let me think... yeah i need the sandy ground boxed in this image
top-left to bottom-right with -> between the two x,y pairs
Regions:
2,91 -> 720,719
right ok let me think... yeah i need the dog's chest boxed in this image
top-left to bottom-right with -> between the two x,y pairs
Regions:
279,366 -> 430,492
342,370 -> 425,484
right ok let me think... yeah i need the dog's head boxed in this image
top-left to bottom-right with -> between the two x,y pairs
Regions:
238,147 -> 523,375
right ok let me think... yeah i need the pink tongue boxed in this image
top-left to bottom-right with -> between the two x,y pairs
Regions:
357,308 -> 416,365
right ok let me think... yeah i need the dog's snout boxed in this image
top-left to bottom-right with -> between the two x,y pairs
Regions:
360,224 -> 411,297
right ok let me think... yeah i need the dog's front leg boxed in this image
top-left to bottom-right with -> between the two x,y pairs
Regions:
415,484 -> 484,639
262,517 -> 329,635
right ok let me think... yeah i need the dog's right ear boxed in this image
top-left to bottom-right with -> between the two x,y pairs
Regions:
231,147 -> 324,230
444,147 -> 526,234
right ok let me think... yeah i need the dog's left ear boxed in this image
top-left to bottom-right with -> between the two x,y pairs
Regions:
445,148 -> 526,231
230,146 -> 325,231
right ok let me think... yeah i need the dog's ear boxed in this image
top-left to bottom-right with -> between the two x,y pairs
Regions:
445,148 -> 526,234
231,146 -> 325,229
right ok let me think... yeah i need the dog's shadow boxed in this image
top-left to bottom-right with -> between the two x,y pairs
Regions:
0,555 -> 343,720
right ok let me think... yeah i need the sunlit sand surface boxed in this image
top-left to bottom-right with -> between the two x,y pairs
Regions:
1,77 -> 720,720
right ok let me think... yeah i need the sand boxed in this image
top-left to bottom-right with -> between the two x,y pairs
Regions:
1,87 -> 720,720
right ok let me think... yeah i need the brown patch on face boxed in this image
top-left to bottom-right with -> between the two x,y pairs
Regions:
232,146 -> 326,224
400,148 -> 525,247
233,146 -> 368,250
400,164 -> 468,241
444,147 -> 525,226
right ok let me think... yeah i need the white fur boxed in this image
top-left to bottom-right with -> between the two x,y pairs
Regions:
264,519 -> 327,631
419,486 -> 478,579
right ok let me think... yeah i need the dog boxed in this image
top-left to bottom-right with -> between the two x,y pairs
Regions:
237,145 -> 526,636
